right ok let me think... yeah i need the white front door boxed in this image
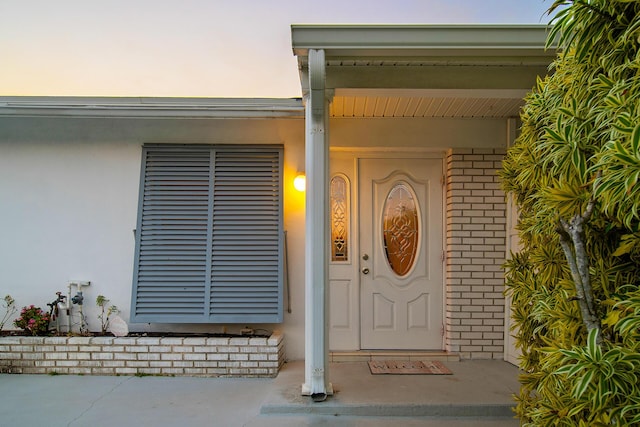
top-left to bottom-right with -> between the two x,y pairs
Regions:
359,157 -> 444,350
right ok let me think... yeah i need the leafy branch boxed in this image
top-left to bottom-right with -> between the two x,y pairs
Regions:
1,295 -> 17,331
96,295 -> 118,334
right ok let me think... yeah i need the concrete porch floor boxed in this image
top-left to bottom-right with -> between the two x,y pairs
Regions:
260,359 -> 521,422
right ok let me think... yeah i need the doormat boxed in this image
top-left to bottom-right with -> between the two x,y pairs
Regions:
368,360 -> 452,375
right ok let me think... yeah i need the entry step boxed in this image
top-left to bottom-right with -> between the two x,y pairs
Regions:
329,351 -> 460,363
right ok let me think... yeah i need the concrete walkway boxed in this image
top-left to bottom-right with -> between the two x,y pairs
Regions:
0,360 -> 521,426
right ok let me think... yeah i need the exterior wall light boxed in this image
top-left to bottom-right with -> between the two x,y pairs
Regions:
294,173 -> 306,192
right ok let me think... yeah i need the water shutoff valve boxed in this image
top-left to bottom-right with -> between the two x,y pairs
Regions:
71,291 -> 84,305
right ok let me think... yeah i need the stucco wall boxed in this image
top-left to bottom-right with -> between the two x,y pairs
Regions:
1,113 -> 508,361
0,115 -> 308,359
330,117 -> 507,149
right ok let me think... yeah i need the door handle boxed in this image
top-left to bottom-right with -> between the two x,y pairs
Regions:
362,268 -> 370,275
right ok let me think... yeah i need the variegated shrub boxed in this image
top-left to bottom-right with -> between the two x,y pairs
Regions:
500,1 -> 640,425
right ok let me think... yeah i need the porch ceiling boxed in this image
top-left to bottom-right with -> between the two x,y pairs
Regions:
292,24 -> 556,119
330,89 -> 529,119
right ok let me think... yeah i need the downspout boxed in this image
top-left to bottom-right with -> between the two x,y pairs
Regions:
301,48 -> 333,399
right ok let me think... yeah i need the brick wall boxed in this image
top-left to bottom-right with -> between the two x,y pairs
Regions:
0,331 -> 284,377
445,148 -> 507,359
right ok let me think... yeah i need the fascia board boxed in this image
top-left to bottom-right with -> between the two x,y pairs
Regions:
0,97 -> 305,119
292,24 -> 556,58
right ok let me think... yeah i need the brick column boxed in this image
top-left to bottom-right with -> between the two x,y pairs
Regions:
445,148 -> 507,359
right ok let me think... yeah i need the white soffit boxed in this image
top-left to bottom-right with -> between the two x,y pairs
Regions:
330,88 -> 530,118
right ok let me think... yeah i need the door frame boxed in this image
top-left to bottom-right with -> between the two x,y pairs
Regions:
328,148 -> 447,351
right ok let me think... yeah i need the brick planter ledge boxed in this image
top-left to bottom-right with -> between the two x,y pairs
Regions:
0,331 -> 284,377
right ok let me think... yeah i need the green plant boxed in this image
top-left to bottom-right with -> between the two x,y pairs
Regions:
550,329 -> 640,424
500,0 -> 640,424
1,295 -> 17,331
13,305 -> 51,336
96,295 -> 118,334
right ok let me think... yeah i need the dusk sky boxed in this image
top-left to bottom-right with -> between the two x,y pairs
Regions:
0,0 -> 555,98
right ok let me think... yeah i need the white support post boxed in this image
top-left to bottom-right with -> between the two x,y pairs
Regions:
301,48 -> 333,398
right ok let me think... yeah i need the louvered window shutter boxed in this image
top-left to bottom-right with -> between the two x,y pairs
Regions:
131,145 -> 283,323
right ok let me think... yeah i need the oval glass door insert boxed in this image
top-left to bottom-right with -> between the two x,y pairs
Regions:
382,182 -> 419,276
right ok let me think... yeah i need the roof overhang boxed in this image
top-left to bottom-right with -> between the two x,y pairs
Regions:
292,24 -> 554,58
292,24 -> 556,118
0,97 -> 305,119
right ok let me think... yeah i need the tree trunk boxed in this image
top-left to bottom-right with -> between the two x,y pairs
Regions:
557,204 -> 602,344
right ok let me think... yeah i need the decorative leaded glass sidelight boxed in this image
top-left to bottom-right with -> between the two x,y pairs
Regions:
330,175 -> 349,262
382,182 -> 419,276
